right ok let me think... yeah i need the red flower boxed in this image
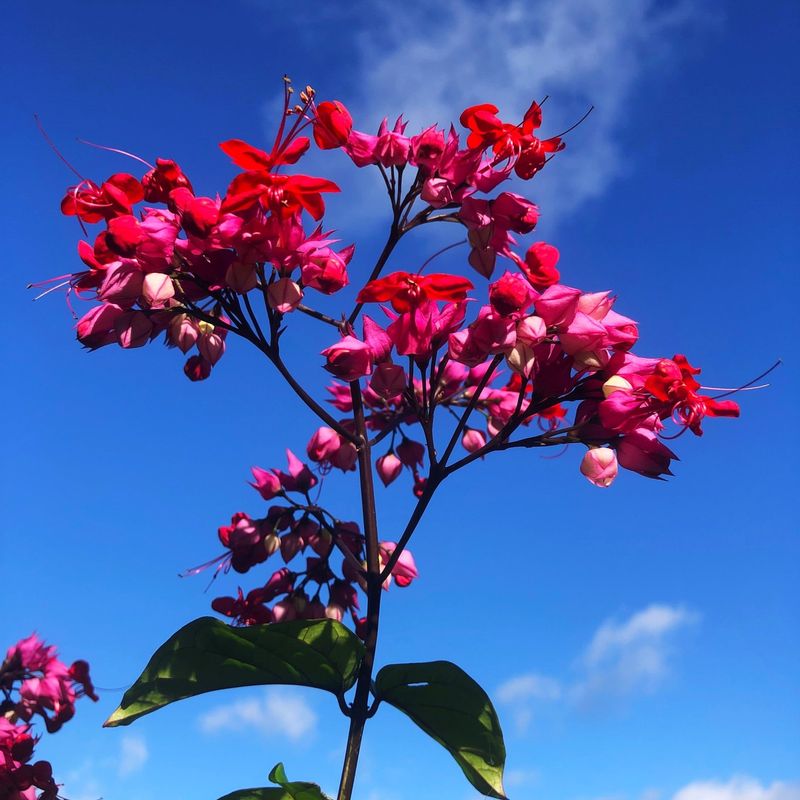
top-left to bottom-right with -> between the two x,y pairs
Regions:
313,101 -> 353,149
61,173 -> 143,223
357,271 -> 474,312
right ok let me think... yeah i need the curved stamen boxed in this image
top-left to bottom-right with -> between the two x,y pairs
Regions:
76,138 -> 154,170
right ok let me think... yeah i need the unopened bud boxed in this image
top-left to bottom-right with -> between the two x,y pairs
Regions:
602,374 -> 633,398
263,533 -> 281,557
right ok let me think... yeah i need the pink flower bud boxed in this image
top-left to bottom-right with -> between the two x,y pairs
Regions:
580,448 -> 618,488
250,466 -> 282,500
197,331 -> 225,365
379,542 -> 418,589
226,261 -> 258,293
369,362 -> 406,399
114,310 -> 153,348
506,341 -> 536,377
271,599 -> 297,623
76,303 -> 124,350
420,177 -> 453,208
325,604 -> 345,622
321,335 -> 373,382
301,247 -> 351,294
168,314 -> 199,353
307,427 -> 342,462
376,453 -> 402,486
516,315 -> 547,345
267,277 -> 303,313
141,272 -> 175,308
330,441 -> 358,471
492,192 -> 539,233
461,429 -> 486,453
396,439 -> 424,468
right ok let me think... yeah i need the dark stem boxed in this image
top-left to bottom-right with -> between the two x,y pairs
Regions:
336,383 -> 382,800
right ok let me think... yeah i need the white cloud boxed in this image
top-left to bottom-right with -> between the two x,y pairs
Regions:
497,604 -> 697,726
199,688 -> 317,742
349,0 -> 716,223
672,777 -> 800,800
570,604 -> 698,709
496,673 -> 562,704
118,734 -> 149,778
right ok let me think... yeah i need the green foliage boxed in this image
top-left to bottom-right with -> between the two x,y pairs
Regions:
374,660 -> 507,798
216,763 -> 332,800
105,617 -> 364,726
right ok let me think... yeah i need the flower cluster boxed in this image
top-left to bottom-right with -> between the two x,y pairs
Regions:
45,79 -> 744,639
189,451 -> 417,634
1,636 -> 97,799
44,81 -> 354,381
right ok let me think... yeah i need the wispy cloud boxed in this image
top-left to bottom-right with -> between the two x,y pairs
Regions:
348,0 -> 715,223
118,733 -> 149,777
672,777 -> 800,800
496,603 -> 697,728
495,672 -> 562,732
570,604 -> 698,709
199,688 -> 317,742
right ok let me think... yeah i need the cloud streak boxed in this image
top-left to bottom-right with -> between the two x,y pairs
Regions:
672,777 -> 800,800
496,603 -> 697,728
350,0 -> 714,223
199,688 -> 317,742
118,734 -> 149,777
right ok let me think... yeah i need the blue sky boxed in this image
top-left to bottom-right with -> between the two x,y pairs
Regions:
2,2 -> 799,800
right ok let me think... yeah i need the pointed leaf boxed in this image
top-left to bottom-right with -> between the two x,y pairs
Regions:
374,661 -> 507,799
267,763 -> 332,800
218,791 -> 289,800
105,618 -> 364,727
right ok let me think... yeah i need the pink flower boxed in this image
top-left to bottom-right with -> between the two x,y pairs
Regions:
462,428 -> 487,453
376,453 -> 403,486
76,303 -> 125,350
580,448 -> 618,488
489,271 -> 536,317
322,335 -> 373,382
277,449 -> 318,493
379,542 -> 418,589
267,277 -> 303,313
616,428 -> 677,478
307,427 -> 343,462
250,466 -> 282,500
492,192 -> 539,233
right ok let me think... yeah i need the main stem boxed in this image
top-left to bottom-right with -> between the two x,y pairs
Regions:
337,384 -> 382,800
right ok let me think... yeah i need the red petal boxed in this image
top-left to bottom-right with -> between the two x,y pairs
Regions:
219,139 -> 271,170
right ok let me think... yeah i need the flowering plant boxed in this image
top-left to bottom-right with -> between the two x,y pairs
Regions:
0,636 -> 96,800
32,78 -> 746,800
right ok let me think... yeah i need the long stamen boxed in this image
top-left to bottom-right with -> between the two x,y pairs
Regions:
704,359 -> 782,400
76,138 -> 154,169
416,239 -> 468,274
35,114 -> 85,180
553,105 -> 595,139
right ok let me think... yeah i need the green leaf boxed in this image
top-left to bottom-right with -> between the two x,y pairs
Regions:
217,790 -> 289,800
374,661 -> 507,799
105,617 -> 364,727
266,763 -> 332,800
